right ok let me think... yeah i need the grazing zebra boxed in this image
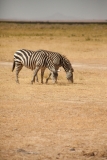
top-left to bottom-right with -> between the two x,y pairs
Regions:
12,49 -> 58,84
35,49 -> 74,83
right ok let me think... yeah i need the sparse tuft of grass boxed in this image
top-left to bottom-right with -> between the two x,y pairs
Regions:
71,34 -> 76,37
85,37 -> 91,41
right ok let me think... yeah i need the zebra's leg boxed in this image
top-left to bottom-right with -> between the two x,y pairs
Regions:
31,67 -> 40,84
46,72 -> 52,84
33,75 -> 38,83
52,72 -> 58,83
16,64 -> 23,83
41,68 -> 45,84
35,75 -> 39,82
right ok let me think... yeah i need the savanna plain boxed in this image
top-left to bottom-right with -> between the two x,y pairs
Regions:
0,22 -> 107,160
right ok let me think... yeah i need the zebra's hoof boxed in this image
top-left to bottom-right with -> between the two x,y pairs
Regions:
53,81 -> 57,84
16,80 -> 19,84
45,80 -> 48,84
31,81 -> 33,84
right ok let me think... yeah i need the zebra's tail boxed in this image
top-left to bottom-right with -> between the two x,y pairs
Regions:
12,60 -> 15,72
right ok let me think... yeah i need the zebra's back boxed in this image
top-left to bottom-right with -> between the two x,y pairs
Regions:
14,49 -> 47,70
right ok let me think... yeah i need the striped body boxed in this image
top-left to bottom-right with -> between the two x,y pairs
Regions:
36,50 -> 74,83
12,49 -> 57,84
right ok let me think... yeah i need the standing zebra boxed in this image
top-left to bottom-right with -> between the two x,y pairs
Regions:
12,49 -> 58,84
35,50 -> 74,83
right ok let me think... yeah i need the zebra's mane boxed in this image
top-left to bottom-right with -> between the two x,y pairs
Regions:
62,54 -> 74,72
62,54 -> 71,64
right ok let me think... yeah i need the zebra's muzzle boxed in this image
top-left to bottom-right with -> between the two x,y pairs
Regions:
66,71 -> 73,83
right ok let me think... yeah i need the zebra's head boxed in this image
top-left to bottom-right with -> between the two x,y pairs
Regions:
66,68 -> 74,83
62,56 -> 74,83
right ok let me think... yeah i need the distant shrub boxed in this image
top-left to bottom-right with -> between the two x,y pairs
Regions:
71,34 -> 76,37
85,37 -> 91,41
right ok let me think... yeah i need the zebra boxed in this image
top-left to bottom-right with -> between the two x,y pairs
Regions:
12,49 -> 58,84
35,49 -> 74,83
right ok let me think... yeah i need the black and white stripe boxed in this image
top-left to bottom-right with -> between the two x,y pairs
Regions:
12,49 -> 58,84
36,50 -> 74,83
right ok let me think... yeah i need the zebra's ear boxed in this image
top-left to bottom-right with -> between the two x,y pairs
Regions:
70,68 -> 74,72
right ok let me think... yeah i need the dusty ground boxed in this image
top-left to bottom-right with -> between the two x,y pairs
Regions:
0,23 -> 107,160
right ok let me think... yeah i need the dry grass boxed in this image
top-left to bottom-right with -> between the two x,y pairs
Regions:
0,23 -> 107,63
0,23 -> 107,160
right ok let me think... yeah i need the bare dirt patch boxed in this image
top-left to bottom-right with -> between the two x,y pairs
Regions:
0,62 -> 107,160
